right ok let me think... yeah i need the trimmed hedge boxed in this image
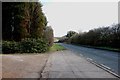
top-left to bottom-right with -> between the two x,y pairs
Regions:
2,38 -> 49,54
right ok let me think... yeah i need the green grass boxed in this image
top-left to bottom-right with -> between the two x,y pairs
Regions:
72,43 -> 120,52
49,44 -> 66,52
98,46 -> 120,52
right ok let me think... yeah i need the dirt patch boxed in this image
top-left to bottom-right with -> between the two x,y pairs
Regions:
2,53 -> 50,78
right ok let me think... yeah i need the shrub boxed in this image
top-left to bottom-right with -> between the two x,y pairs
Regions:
2,41 -> 20,53
61,24 -> 120,48
2,38 -> 49,54
20,38 -> 49,53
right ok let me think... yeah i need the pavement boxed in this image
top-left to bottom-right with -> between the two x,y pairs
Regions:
41,50 -> 117,78
2,53 -> 49,79
1,50 -> 119,79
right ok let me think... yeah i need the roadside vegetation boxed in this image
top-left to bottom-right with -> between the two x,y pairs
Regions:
2,2 -> 54,54
58,24 -> 120,52
49,44 -> 66,52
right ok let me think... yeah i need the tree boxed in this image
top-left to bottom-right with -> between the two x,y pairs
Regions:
2,2 -> 30,41
66,31 -> 77,38
2,2 -> 48,41
30,2 -> 47,38
44,26 -> 54,46
61,24 -> 120,48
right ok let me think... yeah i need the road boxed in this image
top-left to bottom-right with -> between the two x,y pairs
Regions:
42,50 -> 117,78
59,43 -> 120,75
2,49 -> 119,79
2,43 -> 120,79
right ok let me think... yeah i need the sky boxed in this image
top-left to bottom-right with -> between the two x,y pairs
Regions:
40,0 -> 118,37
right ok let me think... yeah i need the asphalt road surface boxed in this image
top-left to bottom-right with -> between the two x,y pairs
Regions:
2,49 -> 119,79
42,50 -> 117,78
59,43 -> 120,75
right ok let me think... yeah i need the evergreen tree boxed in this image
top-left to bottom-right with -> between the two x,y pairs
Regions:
30,2 -> 47,38
2,2 -> 48,41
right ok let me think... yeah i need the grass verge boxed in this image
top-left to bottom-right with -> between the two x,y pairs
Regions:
49,43 -> 66,52
96,46 -> 120,52
71,43 -> 120,52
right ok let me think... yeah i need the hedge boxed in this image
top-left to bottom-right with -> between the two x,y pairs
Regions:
2,38 -> 49,54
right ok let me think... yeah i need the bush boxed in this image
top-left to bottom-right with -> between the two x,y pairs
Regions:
61,24 -> 120,48
20,38 -> 49,53
2,38 -> 49,54
2,41 -> 20,53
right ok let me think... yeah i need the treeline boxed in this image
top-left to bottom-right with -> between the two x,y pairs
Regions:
59,24 -> 120,48
2,2 -> 54,53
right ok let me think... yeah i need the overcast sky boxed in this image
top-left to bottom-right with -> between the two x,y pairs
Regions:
41,0 -> 118,37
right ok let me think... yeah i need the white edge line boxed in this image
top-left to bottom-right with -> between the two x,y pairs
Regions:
86,57 -> 120,79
